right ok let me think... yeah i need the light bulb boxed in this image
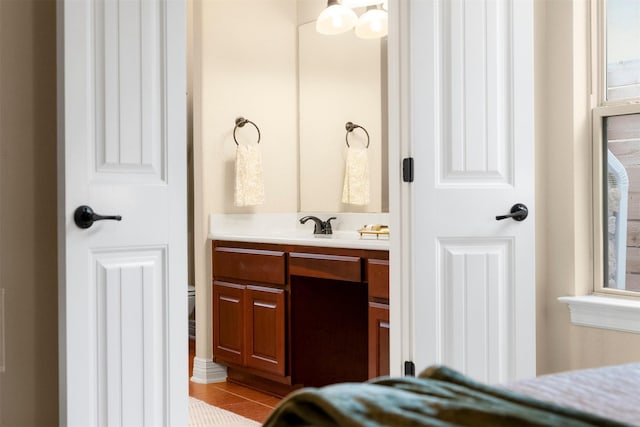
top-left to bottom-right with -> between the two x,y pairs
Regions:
332,14 -> 343,28
355,7 -> 388,39
316,1 -> 358,35
370,19 -> 382,32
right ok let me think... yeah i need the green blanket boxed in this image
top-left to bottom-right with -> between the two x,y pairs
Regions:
262,366 -> 629,427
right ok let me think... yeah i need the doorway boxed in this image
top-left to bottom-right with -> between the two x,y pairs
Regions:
189,0 -> 395,391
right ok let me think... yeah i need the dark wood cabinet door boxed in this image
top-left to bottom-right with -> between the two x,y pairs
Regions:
245,285 -> 286,376
367,259 -> 389,300
368,302 -> 390,378
213,281 -> 245,366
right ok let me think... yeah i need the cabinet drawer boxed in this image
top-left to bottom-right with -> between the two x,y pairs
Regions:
367,259 -> 389,300
289,252 -> 361,282
213,246 -> 286,285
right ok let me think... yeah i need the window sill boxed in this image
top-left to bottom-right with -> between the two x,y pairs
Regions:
559,295 -> 640,334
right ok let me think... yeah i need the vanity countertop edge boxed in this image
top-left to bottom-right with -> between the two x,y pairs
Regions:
208,213 -> 390,250
208,231 -> 389,250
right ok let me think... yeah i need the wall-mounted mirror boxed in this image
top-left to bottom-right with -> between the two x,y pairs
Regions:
298,21 -> 388,213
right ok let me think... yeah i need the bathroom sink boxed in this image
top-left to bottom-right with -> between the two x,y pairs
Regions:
208,213 -> 390,250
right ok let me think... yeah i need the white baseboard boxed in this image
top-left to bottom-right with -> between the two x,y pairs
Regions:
190,357 -> 227,384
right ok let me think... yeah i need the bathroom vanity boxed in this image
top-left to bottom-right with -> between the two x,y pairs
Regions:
211,236 -> 389,396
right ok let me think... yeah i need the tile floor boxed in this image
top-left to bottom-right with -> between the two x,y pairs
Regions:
189,340 -> 280,424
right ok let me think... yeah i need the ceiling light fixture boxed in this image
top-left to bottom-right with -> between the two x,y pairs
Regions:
355,5 -> 388,39
316,0 -> 358,35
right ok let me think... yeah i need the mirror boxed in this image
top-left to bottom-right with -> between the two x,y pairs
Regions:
298,21 -> 388,213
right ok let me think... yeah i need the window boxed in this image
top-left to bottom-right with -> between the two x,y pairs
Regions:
604,0 -> 640,101
595,0 -> 640,294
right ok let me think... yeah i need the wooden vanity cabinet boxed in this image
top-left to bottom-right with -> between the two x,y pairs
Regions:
212,244 -> 287,383
212,240 -> 389,394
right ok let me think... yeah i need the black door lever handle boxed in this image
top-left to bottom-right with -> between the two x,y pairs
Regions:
496,203 -> 528,221
74,205 -> 122,229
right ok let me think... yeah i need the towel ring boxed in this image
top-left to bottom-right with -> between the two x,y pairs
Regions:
345,122 -> 370,148
233,117 -> 261,145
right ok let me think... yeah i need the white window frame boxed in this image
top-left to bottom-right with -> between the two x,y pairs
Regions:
592,0 -> 640,297
593,104 -> 640,298
561,0 -> 640,332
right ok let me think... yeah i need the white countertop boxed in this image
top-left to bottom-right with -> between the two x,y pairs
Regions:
208,213 -> 390,251
210,229 -> 389,250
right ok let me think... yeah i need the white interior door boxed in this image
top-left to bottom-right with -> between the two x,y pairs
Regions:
399,0 -> 535,383
57,0 -> 187,424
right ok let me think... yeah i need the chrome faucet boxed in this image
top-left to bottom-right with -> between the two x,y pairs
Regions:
299,216 -> 336,235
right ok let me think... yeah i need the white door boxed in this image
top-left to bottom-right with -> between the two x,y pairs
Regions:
57,0 -> 187,424
395,0 -> 535,383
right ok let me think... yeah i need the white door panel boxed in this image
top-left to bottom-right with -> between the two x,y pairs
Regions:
58,0 -> 187,424
404,0 -> 534,383
95,249 -> 167,426
438,238 -> 515,381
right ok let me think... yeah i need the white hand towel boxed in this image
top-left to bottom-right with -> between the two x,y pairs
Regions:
234,144 -> 265,207
342,146 -> 370,205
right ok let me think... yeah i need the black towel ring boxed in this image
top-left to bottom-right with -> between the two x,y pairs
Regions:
233,117 -> 261,145
345,122 -> 370,148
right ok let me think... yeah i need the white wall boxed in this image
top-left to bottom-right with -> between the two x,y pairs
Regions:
192,0 -> 298,361
297,0 -> 323,24
298,22 -> 383,213
535,0 -> 640,375
197,0 -> 298,215
298,0 -> 386,213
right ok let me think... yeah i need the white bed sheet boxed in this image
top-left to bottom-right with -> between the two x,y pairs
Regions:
505,363 -> 640,425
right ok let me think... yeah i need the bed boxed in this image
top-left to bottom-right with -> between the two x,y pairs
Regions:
504,363 -> 640,425
262,364 -> 640,426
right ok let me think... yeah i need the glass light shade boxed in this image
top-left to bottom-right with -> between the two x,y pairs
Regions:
355,8 -> 388,39
316,3 -> 358,35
